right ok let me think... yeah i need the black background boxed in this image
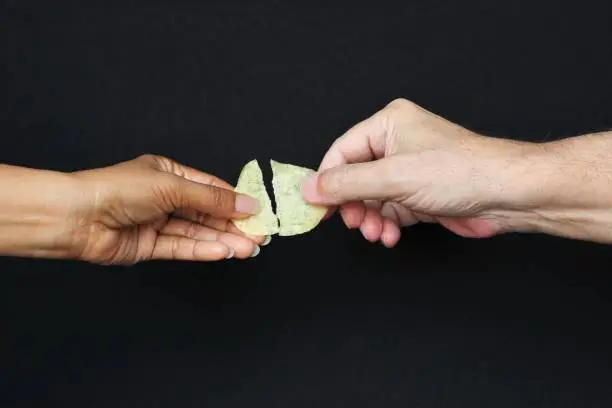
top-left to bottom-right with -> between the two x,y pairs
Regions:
2,0 -> 612,407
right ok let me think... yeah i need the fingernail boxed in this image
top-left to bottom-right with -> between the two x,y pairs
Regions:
226,247 -> 235,259
301,174 -> 325,204
262,235 -> 271,246
235,194 -> 260,214
250,245 -> 260,258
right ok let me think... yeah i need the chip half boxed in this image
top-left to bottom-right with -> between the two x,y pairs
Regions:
271,160 -> 327,236
233,159 -> 279,235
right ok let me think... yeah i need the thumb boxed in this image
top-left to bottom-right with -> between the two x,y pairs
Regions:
165,175 -> 261,219
301,158 -> 402,205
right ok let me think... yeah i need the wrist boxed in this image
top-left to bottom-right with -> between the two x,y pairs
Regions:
0,164 -> 84,259
488,134 -> 612,243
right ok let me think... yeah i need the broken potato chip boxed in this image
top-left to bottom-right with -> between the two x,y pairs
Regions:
233,159 -> 279,236
232,159 -> 327,237
271,160 -> 327,236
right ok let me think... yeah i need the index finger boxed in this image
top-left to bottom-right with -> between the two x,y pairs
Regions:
315,109 -> 388,221
145,154 -> 236,190
318,108 -> 388,172
168,160 -> 236,190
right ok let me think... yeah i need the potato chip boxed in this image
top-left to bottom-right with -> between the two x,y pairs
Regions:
271,160 -> 327,236
233,159 -> 279,235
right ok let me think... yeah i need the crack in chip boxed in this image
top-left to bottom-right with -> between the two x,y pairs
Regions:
233,159 -> 279,236
232,159 -> 327,237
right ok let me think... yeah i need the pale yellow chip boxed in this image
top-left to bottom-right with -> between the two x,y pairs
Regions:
271,160 -> 327,236
233,159 -> 279,236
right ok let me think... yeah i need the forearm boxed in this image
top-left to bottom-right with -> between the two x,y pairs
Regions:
0,164 -> 79,258
506,131 -> 612,243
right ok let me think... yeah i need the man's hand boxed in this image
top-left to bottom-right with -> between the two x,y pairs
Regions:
301,99 -> 546,247
0,155 -> 269,264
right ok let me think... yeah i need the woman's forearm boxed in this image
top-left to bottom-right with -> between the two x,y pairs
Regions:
0,164 -> 78,258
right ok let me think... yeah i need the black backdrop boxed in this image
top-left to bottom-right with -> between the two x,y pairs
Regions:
2,1 -> 612,407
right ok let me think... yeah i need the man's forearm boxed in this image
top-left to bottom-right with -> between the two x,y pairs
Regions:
0,164 -> 78,258
508,131 -> 612,243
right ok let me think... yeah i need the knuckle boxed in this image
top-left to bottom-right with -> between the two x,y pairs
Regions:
209,186 -> 231,209
183,222 -> 200,239
320,167 -> 349,197
379,99 -> 419,136
195,211 -> 211,225
138,153 -> 156,161
136,153 -> 159,165
138,154 -> 174,172
386,98 -> 411,110
152,174 -> 181,210
190,241 -> 199,260
385,98 -> 420,116
171,238 -> 181,259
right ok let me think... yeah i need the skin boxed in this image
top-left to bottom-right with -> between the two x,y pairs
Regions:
302,98 -> 612,247
3,98 -> 612,263
0,154 -> 269,265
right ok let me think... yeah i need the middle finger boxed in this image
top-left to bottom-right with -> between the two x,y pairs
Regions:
162,218 -> 261,259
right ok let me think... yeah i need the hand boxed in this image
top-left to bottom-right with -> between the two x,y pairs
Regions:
63,154 -> 268,264
302,99 -> 538,247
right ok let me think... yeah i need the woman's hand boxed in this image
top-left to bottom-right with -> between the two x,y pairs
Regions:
70,154 -> 269,264
0,155 -> 268,265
